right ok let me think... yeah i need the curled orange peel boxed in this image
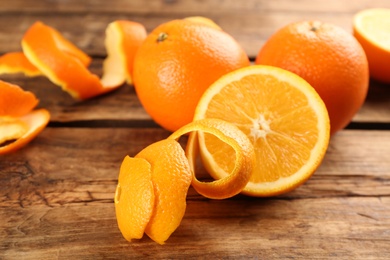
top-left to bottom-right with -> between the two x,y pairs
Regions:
115,118 -> 254,244
0,80 -> 50,155
169,118 -> 255,199
0,52 -> 41,77
1,20 -> 146,100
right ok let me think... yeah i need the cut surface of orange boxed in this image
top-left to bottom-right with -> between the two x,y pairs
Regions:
169,118 -> 255,199
115,156 -> 155,241
353,8 -> 390,83
192,65 -> 330,197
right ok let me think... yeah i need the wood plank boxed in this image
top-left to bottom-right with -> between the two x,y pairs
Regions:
1,129 -> 389,257
1,68 -> 389,125
1,129 -> 389,208
1,197 -> 389,259
1,0 -> 390,56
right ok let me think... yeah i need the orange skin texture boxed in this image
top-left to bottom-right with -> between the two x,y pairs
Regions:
0,80 -> 38,117
133,19 -> 250,132
256,21 -> 369,135
0,52 -> 41,76
0,80 -> 50,155
353,28 -> 390,83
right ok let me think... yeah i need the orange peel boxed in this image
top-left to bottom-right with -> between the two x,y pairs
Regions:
169,118 -> 255,199
0,80 -> 50,154
0,20 -> 146,100
0,52 -> 41,77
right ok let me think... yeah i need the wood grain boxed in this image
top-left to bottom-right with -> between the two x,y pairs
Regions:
1,128 -> 389,259
1,0 -> 390,56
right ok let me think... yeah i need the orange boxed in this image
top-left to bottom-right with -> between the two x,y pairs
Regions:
353,8 -> 390,83
192,65 -> 330,197
133,18 -> 250,132
255,21 -> 369,135
0,80 -> 50,154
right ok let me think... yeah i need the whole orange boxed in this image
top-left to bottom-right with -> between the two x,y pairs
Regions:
255,21 -> 369,135
133,19 -> 250,132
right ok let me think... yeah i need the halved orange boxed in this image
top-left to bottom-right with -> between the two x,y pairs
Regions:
353,8 -> 390,83
191,65 -> 330,197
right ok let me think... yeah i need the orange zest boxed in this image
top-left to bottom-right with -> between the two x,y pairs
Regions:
115,139 -> 192,245
169,119 -> 255,199
0,52 -> 41,77
0,80 -> 50,155
0,20 -> 146,100
115,118 -> 254,244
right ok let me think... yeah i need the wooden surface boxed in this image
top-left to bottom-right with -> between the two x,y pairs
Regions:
1,0 -> 390,259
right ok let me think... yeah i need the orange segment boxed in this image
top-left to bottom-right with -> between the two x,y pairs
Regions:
0,108 -> 50,155
0,52 -> 41,77
192,65 -> 330,197
169,118 -> 255,199
353,8 -> 390,83
115,156 -> 155,241
0,80 -> 38,117
135,139 -> 192,244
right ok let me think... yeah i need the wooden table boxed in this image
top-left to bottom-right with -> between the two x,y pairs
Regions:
1,0 -> 390,259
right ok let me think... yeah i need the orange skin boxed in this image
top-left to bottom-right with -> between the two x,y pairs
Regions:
133,19 -> 250,132
0,80 -> 50,154
0,80 -> 38,117
256,21 -> 369,135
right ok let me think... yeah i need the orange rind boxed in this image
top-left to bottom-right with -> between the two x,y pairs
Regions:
169,119 -> 255,199
0,52 -> 41,77
0,80 -> 50,155
0,20 -> 146,100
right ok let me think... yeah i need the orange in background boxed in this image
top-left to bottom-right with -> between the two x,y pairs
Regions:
256,21 -> 369,135
133,18 -> 250,132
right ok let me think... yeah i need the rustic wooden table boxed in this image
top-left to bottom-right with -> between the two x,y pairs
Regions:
1,0 -> 390,259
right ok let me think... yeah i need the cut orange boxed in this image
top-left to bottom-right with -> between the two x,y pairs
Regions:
191,65 -> 330,197
0,80 -> 50,155
169,118 -> 254,199
353,8 -> 390,83
0,52 -> 41,77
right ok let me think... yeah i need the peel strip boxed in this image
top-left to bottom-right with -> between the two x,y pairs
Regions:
169,118 -> 255,199
1,20 -> 146,100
